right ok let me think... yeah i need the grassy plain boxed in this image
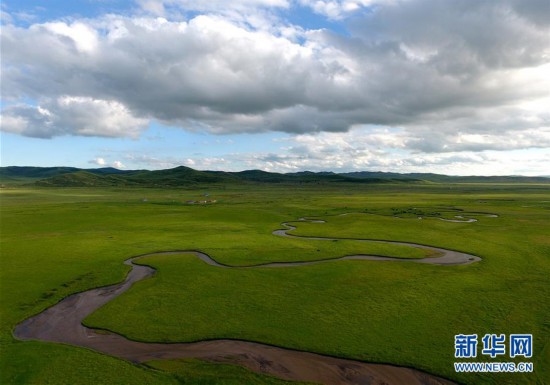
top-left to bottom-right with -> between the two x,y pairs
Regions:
1,183 -> 549,384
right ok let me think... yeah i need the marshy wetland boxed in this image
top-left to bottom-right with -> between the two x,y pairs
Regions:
1,183 -> 549,384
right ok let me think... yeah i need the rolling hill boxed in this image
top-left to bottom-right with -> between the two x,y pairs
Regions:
0,166 -> 548,187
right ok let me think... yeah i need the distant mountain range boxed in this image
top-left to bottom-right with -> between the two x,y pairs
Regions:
0,166 -> 548,187
339,171 -> 550,183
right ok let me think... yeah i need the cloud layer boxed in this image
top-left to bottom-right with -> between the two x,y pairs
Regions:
115,125 -> 550,176
1,0 -> 549,159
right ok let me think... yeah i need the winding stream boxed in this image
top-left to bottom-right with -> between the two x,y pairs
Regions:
14,218 -> 479,385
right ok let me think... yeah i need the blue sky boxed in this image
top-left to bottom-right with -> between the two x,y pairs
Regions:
1,0 -> 549,174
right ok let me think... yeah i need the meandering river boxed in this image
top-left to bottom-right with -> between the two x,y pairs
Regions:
15,218 -> 476,385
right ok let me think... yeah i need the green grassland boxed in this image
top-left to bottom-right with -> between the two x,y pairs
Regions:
1,184 -> 549,384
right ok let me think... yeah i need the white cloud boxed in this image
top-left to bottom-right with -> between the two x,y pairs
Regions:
124,153 -> 230,170
1,0 -> 549,160
138,0 -> 167,15
43,21 -> 99,53
139,0 -> 382,20
89,158 -> 126,169
138,0 -> 290,15
118,128 -> 550,175
298,0 -> 384,19
92,157 -> 107,166
135,0 -> 291,32
1,97 -> 149,138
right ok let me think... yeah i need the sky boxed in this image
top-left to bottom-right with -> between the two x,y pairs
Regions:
1,0 -> 549,175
